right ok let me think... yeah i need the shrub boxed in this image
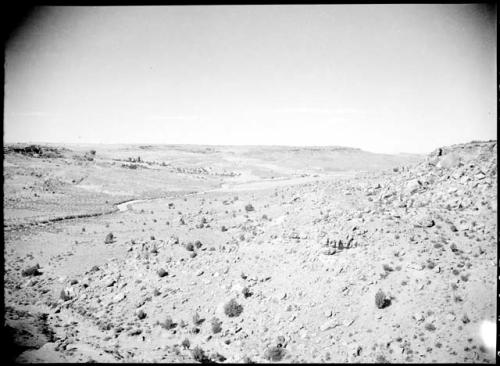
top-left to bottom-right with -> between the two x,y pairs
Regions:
211,317 -> 222,334
375,290 -> 390,309
104,232 -> 114,244
264,346 -> 285,361
181,338 -> 190,349
192,346 -> 208,362
137,310 -> 147,320
192,312 -> 202,325
157,268 -> 168,277
242,286 -> 252,298
221,225 -> 228,232
209,352 -> 226,362
224,299 -> 243,317
60,288 -> 72,301
22,264 -> 41,277
194,240 -> 202,249
160,316 -> 175,330
185,242 -> 194,251
382,264 -> 394,272
424,323 -> 436,331
245,204 -> 255,212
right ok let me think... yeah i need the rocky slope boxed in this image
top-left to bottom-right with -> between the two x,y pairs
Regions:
3,140 -> 496,363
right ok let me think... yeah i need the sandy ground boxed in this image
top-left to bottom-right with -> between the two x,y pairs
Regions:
3,141 -> 497,363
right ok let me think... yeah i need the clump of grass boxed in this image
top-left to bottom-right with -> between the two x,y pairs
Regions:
224,299 -> 243,317
375,290 -> 390,309
211,317 -> 222,334
191,346 -> 208,362
104,232 -> 114,244
264,346 -> 286,361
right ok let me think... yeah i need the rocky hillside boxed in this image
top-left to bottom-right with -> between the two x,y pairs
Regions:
4,140 -> 496,363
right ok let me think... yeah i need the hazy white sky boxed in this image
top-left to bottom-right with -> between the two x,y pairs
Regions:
4,4 -> 497,153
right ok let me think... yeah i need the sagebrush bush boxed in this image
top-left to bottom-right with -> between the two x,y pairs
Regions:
22,264 -> 41,277
192,346 -> 207,362
382,264 -> 394,272
245,204 -> 255,212
157,268 -> 168,278
185,242 -> 194,251
224,299 -> 243,317
242,286 -> 252,298
195,240 -> 202,249
161,316 -> 175,330
264,346 -> 285,361
375,290 -> 389,309
60,288 -> 72,301
104,232 -> 114,244
192,312 -> 202,325
424,323 -> 436,331
211,317 -> 222,334
181,338 -> 190,349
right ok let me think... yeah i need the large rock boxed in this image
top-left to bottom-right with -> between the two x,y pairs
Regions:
436,153 -> 461,169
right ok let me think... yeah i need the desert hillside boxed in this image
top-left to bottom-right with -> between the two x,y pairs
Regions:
3,140 -> 496,363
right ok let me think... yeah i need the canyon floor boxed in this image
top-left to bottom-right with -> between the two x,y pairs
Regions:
3,141 -> 497,363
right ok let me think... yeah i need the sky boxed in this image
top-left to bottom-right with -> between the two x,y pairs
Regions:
4,4 -> 497,154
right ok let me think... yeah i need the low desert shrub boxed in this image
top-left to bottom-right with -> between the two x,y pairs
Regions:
211,317 -> 222,334
185,242 -> 194,251
157,268 -> 168,277
382,264 -> 394,272
242,286 -> 252,298
160,316 -> 175,330
22,264 -> 41,277
60,288 -> 72,301
191,346 -> 207,362
224,299 -> 243,317
192,312 -> 202,325
245,204 -> 255,212
375,290 -> 390,309
181,338 -> 190,349
104,232 -> 114,244
424,323 -> 436,331
264,346 -> 285,361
